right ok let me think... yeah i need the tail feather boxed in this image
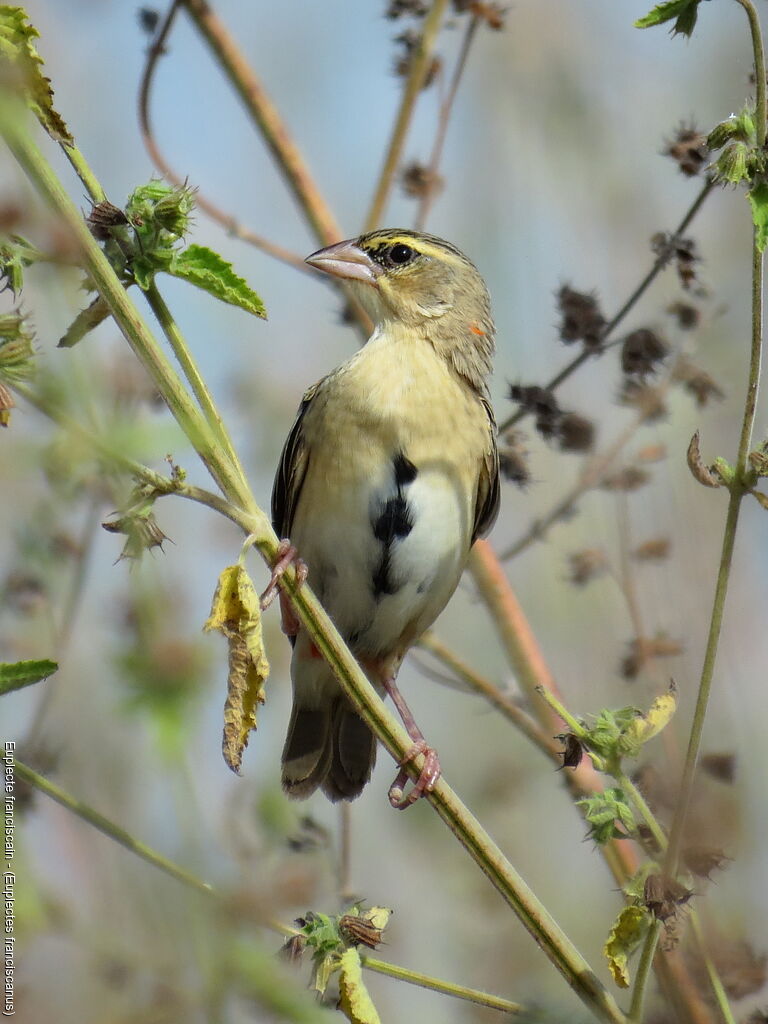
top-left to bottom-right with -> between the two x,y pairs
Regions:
281,704 -> 333,799
323,702 -> 377,802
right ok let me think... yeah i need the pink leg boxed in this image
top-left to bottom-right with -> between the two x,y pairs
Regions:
380,674 -> 441,810
260,539 -> 308,612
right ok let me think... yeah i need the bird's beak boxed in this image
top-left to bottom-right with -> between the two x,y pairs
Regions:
305,239 -> 382,285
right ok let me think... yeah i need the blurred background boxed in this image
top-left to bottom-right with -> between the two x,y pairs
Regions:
1,1 -> 767,1021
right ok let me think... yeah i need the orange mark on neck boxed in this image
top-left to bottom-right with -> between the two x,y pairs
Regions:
470,324 -> 486,336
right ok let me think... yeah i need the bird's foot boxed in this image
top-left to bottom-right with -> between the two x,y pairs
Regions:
388,740 -> 441,810
260,539 -> 308,614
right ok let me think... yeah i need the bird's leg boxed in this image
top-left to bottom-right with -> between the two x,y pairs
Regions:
380,674 -> 441,809
260,539 -> 308,618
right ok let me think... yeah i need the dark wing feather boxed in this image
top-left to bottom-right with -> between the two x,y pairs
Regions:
472,396 -> 501,543
271,381 -> 321,538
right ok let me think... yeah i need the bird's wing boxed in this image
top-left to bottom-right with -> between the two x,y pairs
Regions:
472,396 -> 501,543
271,380 -> 322,538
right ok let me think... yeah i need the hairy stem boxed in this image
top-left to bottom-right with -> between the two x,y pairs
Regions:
364,0 -> 450,230
143,280 -> 250,494
666,209 -> 763,876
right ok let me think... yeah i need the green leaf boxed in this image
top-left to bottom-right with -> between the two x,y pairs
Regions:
748,183 -> 768,252
58,295 -> 111,348
0,7 -> 72,142
169,245 -> 266,318
634,0 -> 700,36
0,659 -> 58,695
577,787 -> 636,844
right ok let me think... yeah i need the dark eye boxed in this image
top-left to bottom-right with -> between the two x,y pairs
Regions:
388,243 -> 415,265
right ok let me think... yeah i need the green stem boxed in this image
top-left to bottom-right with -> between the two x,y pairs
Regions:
62,142 -> 106,203
689,916 -> 738,1024
614,767 -> 667,852
535,686 -> 588,739
143,280 -> 250,493
628,921 -> 662,1024
735,0 -> 766,148
13,759 -> 214,896
364,0 -> 450,231
664,225 -> 763,876
360,954 -> 524,1016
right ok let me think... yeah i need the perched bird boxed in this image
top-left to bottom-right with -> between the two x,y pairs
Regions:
271,229 -> 499,808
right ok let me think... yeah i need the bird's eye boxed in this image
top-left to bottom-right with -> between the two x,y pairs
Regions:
388,243 -> 415,265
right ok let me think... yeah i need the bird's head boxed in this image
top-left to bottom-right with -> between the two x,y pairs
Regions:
306,229 -> 495,388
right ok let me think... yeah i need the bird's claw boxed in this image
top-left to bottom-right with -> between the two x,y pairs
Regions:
388,740 -> 441,810
260,539 -> 308,613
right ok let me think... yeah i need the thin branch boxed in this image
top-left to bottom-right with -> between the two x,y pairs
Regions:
500,409 -> 648,561
13,759 -> 214,895
413,14 -> 481,231
179,0 -> 343,248
137,0 -> 310,275
364,0 -> 450,231
417,632 -> 557,758
628,921 -> 662,1024
498,178 -> 716,434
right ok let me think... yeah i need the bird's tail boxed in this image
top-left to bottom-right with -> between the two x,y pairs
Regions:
281,641 -> 377,800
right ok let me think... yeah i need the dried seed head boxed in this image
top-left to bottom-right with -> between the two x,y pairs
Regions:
87,200 -> 129,241
700,752 -> 736,783
667,300 -> 701,330
568,548 -> 608,586
682,845 -> 731,880
557,285 -> 606,351
137,7 -> 160,33
279,934 -> 307,964
601,466 -> 651,492
664,123 -> 709,177
498,429 -> 530,486
509,383 -> 561,438
633,537 -> 671,561
464,2 -> 507,29
619,380 -> 668,422
643,874 -> 693,922
621,635 -> 683,679
673,355 -> 725,407
102,510 -> 171,562
393,30 -> 442,86
386,0 -> 430,17
621,329 -> 670,377
557,412 -> 595,452
401,161 -> 443,199
555,733 -> 584,770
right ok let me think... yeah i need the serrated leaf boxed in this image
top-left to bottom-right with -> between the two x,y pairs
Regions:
204,565 -> 270,773
0,659 -> 57,695
0,7 -> 72,142
338,948 -> 382,1024
169,245 -> 266,318
604,905 -> 650,988
748,183 -> 768,252
634,0 -> 700,36
58,295 -> 111,348
577,787 -> 636,844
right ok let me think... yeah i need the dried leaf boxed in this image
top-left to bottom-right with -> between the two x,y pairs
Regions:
618,683 -> 677,755
338,948 -> 382,1024
204,565 -> 270,773
603,905 -> 650,988
687,431 -> 720,488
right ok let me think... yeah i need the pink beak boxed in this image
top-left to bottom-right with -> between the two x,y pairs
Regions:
305,239 -> 382,285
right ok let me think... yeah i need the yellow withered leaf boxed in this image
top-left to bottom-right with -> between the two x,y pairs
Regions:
204,564 -> 270,774
619,682 -> 677,755
604,905 -> 650,988
338,948 -> 382,1024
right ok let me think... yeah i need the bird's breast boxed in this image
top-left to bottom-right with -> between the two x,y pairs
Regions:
291,329 -> 491,655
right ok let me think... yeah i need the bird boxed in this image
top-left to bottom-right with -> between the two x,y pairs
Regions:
269,229 -> 499,808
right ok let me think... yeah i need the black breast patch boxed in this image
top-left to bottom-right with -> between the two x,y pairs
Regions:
370,452 -> 418,599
